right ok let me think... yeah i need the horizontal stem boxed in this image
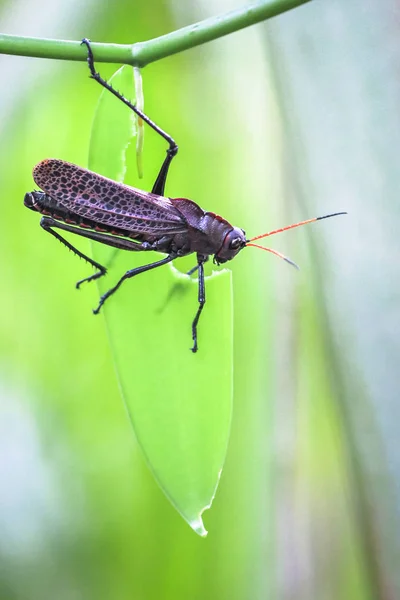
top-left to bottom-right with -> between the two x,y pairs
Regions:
0,0 -> 310,67
134,0 -> 311,66
0,36 -> 132,65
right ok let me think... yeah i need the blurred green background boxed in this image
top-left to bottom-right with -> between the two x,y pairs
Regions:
0,0 -> 399,599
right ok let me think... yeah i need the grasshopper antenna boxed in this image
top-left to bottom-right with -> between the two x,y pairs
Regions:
246,211 -> 347,268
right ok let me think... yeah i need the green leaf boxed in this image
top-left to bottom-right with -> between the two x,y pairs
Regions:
87,66 -> 233,536
133,66 -> 145,179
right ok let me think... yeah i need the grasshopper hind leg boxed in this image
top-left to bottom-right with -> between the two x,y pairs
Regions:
40,217 -> 107,288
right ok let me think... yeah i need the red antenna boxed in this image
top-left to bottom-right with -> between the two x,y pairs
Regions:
246,212 -> 347,268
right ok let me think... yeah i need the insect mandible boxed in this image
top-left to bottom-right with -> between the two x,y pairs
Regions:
24,39 -> 346,352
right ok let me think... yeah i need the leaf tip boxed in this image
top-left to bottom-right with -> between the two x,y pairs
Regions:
190,515 -> 208,537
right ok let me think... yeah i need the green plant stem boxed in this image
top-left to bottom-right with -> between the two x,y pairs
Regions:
134,0 -> 311,66
0,0 -> 311,67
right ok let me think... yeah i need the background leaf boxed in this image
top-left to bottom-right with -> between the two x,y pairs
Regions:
88,64 -> 233,535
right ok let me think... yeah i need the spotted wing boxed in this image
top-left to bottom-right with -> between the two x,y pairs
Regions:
33,159 -> 188,235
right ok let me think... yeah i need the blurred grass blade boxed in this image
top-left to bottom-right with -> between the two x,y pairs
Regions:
88,65 -> 233,535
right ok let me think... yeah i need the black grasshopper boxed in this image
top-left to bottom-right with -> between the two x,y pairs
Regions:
24,39 -> 345,352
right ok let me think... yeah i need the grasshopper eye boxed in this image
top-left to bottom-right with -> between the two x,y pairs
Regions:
229,237 -> 242,250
